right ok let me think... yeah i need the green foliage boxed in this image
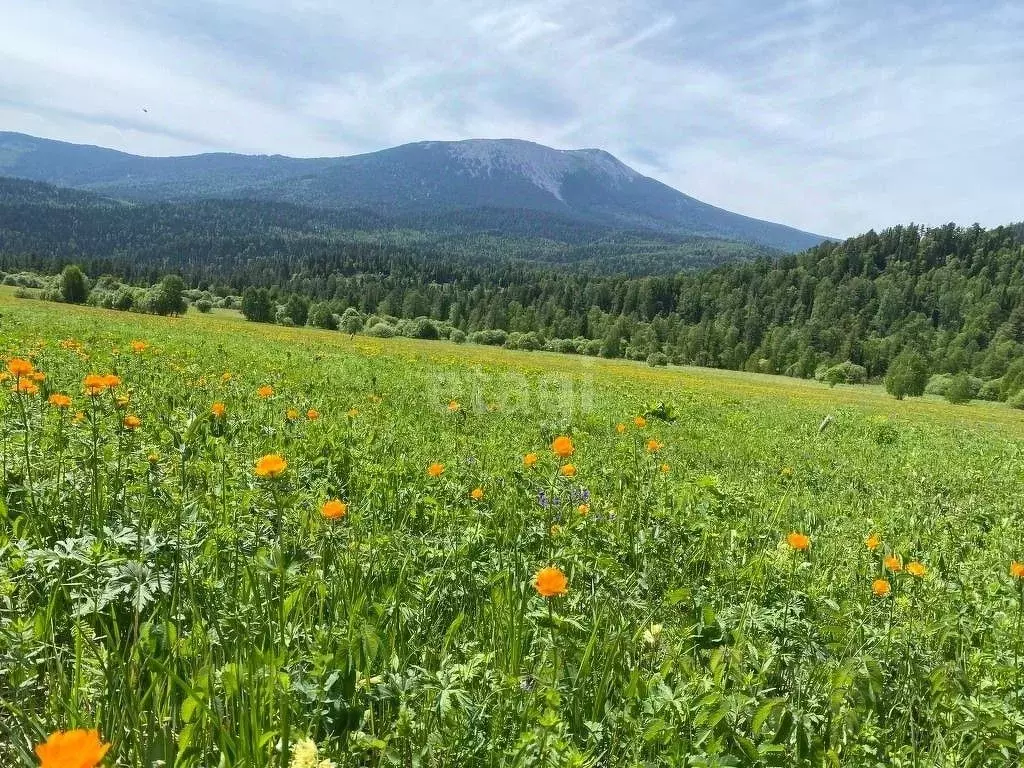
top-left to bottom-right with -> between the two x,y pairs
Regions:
816,361 -> 867,387
59,264 -> 89,304
241,287 -> 274,323
944,373 -> 974,404
885,350 -> 929,400
283,294 -> 309,327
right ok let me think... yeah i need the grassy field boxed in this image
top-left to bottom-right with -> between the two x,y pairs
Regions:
2,293 -> 1024,767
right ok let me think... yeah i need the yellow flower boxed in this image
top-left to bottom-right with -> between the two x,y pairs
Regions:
560,463 -> 577,477
35,728 -> 110,768
643,623 -> 663,645
289,737 -> 320,768
885,554 -> 903,573
448,400 -> 461,412
321,499 -> 347,519
660,463 -> 670,473
427,462 -> 445,478
533,566 -> 568,598
115,395 -> 129,409
577,503 -> 590,516
221,371 -> 232,382
615,423 -> 626,434
148,452 -> 160,463
257,385 -> 274,398
73,411 -> 86,423
347,408 -> 359,418
786,531 -> 810,551
470,487 -> 484,501
123,414 -> 141,430
906,561 -> 927,578
871,578 -> 891,597
633,416 -> 647,428
551,435 -> 574,458
286,409 -> 299,421
255,454 -> 288,478
865,534 -> 880,551
211,402 -> 227,418
550,524 -> 562,536
523,452 -> 538,468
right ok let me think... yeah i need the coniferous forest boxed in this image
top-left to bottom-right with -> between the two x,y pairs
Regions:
2,176 -> 1024,399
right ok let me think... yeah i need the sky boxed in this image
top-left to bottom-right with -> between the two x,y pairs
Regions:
1,0 -> 1022,237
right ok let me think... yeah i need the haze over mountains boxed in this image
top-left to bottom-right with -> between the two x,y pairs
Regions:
0,132 -> 825,254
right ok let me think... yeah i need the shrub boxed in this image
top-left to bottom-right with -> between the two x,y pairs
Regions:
885,350 -> 929,400
449,329 -> 466,344
1008,389 -> 1024,409
816,361 -> 867,387
367,323 -> 395,338
240,288 -> 274,323
59,265 -> 89,304
195,299 -> 213,313
978,378 -> 1002,401
310,303 -> 339,330
647,352 -> 669,367
944,373 -> 973,404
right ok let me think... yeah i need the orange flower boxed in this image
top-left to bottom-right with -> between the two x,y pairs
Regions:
35,728 -> 110,768
123,415 -> 141,430
865,534 -> 880,551
321,499 -> 347,519
786,531 -> 810,551
30,371 -> 47,383
6,357 -> 34,377
427,462 -> 445,478
560,463 -> 577,477
577,503 -> 590,516
83,374 -> 106,396
906,561 -> 927,578
660,463 -> 670,473
551,435 -> 574,458
615,423 -> 626,434
871,578 -> 891,597
633,416 -> 647,428
533,566 -> 568,598
73,411 -> 86,423
257,385 -> 274,398
286,409 -> 299,421
130,340 -> 149,353
448,400 -> 461,412
211,402 -> 226,418
255,454 -> 288,478
470,487 -> 484,501
307,409 -> 319,421
48,393 -> 72,409
884,554 -> 903,573
523,452 -> 538,468
101,374 -> 121,389
14,379 -> 39,395
1011,561 -> 1024,580
645,439 -> 663,453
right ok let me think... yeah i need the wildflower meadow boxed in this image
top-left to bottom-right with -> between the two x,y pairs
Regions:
2,295 -> 1024,767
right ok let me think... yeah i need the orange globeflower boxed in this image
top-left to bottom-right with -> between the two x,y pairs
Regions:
560,463 -> 577,478
130,340 -> 149,353
786,531 -> 810,551
884,554 -> 903,573
615,423 -> 626,434
871,578 -> 891,597
1011,561 -> 1024,580
35,728 -> 110,768
255,454 -> 288,478
534,566 -> 568,598
470,487 -> 484,501
551,435 -> 574,458
645,439 -> 663,453
14,379 -> 39,395
101,374 -> 121,389
906,561 -> 927,578
427,462 -> 445,478
211,402 -> 226,418
83,374 -> 106,396
633,416 -> 647,428
660,463 -> 670,473
448,400 -> 461,412
221,371 -> 232,382
73,411 -> 86,424
6,357 -> 34,377
523,452 -> 538,468
48,393 -> 72,409
123,415 -> 141,430
865,534 -> 880,551
257,385 -> 274,398
321,499 -> 347,519
577,503 -> 590,516
307,409 -> 320,421
30,371 -> 47,383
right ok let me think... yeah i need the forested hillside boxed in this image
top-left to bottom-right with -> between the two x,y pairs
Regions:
4,170 -> 1024,396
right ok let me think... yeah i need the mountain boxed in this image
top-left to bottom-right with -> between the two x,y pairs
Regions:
0,132 -> 826,253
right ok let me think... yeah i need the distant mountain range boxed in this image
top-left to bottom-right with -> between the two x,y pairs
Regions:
0,132 -> 826,254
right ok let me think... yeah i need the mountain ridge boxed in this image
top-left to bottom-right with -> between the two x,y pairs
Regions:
0,131 -> 826,253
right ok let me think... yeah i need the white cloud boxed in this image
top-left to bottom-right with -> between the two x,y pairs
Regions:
0,0 -> 1022,236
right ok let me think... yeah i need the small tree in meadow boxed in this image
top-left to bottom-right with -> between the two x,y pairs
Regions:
885,350 -> 929,400
59,265 -> 89,304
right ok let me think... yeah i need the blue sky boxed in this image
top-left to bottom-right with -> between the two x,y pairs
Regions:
1,0 -> 1022,236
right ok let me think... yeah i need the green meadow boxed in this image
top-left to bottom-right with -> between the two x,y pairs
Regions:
2,293 -> 1024,767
